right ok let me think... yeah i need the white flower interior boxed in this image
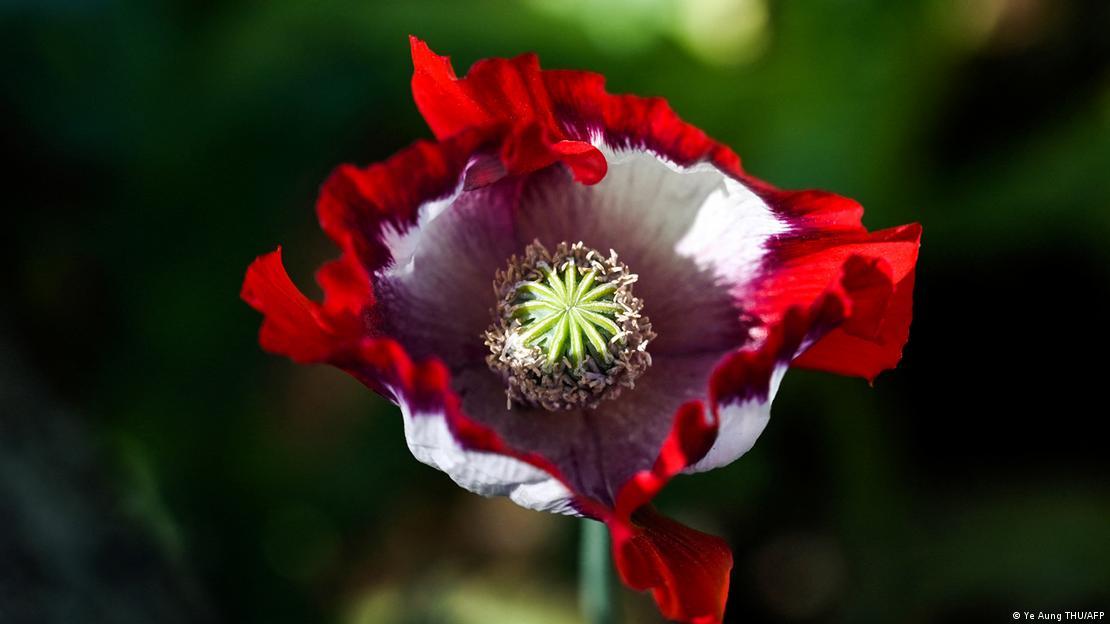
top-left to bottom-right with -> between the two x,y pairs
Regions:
375,146 -> 789,511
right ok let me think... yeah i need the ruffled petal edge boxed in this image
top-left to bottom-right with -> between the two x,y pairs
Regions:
410,36 -> 607,185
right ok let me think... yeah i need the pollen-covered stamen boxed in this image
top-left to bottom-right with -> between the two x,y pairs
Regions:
485,241 -> 654,411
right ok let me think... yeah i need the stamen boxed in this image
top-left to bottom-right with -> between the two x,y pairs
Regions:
484,240 -> 655,411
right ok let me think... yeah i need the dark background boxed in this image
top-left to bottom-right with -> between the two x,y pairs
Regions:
2,1 -> 1108,622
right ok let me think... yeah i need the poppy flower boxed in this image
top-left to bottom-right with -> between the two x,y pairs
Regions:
241,37 -> 921,624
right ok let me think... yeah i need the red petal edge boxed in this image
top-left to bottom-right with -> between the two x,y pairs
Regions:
614,508 -> 733,624
409,36 -> 606,184
608,402 -> 733,624
240,248 -> 365,364
758,216 -> 922,383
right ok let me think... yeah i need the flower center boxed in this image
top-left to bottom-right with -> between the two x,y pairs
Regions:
485,241 -> 654,410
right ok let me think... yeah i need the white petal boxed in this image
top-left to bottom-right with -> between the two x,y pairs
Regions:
685,364 -> 787,473
394,387 -> 580,516
672,169 -> 790,300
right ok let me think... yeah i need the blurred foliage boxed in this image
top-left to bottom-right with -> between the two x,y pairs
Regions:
2,0 -> 1108,623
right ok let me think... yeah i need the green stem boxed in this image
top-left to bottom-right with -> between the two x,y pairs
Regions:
579,519 -> 618,624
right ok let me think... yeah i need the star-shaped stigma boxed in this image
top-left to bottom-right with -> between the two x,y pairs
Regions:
486,241 -> 653,410
513,259 -> 626,369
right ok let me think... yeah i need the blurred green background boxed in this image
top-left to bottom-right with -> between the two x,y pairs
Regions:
2,0 -> 1108,623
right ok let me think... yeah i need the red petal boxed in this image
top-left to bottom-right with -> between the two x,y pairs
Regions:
833,255 -> 895,340
612,507 -> 732,624
240,248 -> 362,363
409,36 -> 493,139
794,259 -> 917,379
316,136 -> 476,273
709,317 -> 798,407
542,68 -> 748,181
759,221 -> 922,381
411,39 -> 561,146
763,187 -> 866,230
409,36 -> 605,184
603,402 -> 732,624
316,250 -> 373,317
551,139 -> 608,184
